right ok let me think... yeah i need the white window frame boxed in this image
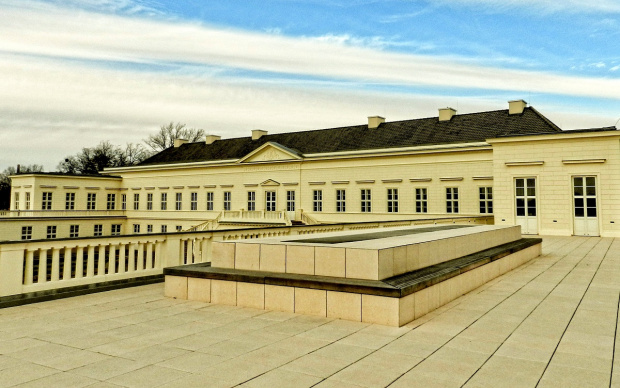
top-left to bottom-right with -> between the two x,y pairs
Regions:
190,192 -> 198,211
42,192 -> 52,210
415,188 -> 428,213
69,225 -> 79,238
446,187 -> 459,214
313,190 -> 323,212
361,189 -> 371,213
336,189 -> 346,212
107,193 -> 116,210
161,193 -> 167,210
147,193 -> 153,210
176,193 -> 182,211
286,190 -> 295,212
133,193 -> 140,210
206,192 -> 214,211
87,193 -> 96,210
46,225 -> 57,239
479,187 -> 493,214
247,191 -> 256,211
93,224 -> 103,236
223,192 -> 231,211
387,188 -> 399,213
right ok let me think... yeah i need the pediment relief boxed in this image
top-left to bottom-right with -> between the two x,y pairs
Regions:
260,179 -> 280,186
238,142 -> 302,164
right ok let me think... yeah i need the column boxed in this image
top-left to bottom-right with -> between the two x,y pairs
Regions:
51,248 -> 60,282
107,244 -> 116,275
75,246 -> 84,278
128,243 -> 136,272
97,245 -> 106,276
63,247 -> 72,280
118,243 -> 126,273
86,245 -> 95,278
38,249 -> 48,283
136,242 -> 144,271
145,243 -> 153,270
24,250 -> 34,285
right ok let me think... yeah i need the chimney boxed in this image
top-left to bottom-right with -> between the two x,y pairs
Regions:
509,99 -> 527,115
368,116 -> 385,129
438,107 -> 456,121
252,129 -> 268,140
205,135 -> 221,145
173,138 -> 188,148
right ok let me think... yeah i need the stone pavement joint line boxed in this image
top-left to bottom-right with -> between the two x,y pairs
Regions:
1,236 -> 619,388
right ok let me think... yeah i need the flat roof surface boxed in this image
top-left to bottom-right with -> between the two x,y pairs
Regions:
285,224 -> 472,244
0,235 -> 618,387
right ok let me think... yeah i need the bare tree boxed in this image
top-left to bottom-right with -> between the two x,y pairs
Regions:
144,122 -> 205,152
57,141 -> 150,175
0,164 -> 44,210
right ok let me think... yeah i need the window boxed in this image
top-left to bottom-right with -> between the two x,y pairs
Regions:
107,193 -> 116,210
25,192 -> 31,210
336,190 -> 346,212
147,193 -> 153,210
133,224 -> 140,234
87,193 -> 96,210
446,187 -> 459,213
206,192 -> 214,210
14,193 -> 19,210
191,192 -> 198,210
93,224 -> 103,236
361,189 -> 371,213
111,224 -> 121,235
223,192 -> 231,211
69,225 -> 79,238
176,193 -> 182,210
46,225 -> 56,239
161,225 -> 168,233
21,226 -> 32,240
147,224 -> 153,233
247,191 -> 256,211
121,194 -> 127,210
133,193 -> 140,210
287,190 -> 295,212
387,189 -> 399,213
313,190 -> 323,212
65,192 -> 75,210
479,187 -> 493,214
42,192 -> 52,210
176,225 -> 183,231
415,188 -> 428,213
161,193 -> 167,210
266,191 -> 276,212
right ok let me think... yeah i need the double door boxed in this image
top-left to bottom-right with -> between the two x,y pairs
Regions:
573,176 -> 599,236
515,178 -> 538,235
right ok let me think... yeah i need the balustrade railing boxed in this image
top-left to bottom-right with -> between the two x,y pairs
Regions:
0,210 -> 126,218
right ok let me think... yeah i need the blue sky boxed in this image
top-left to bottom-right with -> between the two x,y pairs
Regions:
0,0 -> 619,170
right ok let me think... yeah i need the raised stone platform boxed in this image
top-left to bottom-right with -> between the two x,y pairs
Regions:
164,225 -> 541,326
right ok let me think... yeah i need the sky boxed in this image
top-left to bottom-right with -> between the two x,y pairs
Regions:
1,0 -> 619,171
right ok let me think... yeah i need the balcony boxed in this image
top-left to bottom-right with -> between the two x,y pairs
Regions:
219,210 -> 291,225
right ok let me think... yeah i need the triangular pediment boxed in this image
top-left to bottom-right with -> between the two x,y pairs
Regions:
260,179 -> 280,186
238,142 -> 303,163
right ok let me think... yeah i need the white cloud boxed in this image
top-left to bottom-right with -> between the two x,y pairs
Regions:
0,3 -> 618,100
0,1 -> 618,169
426,0 -> 620,14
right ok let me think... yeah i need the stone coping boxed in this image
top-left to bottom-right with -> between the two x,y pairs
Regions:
165,238 -> 541,298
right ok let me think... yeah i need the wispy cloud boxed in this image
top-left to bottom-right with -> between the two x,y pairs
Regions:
0,3 -> 618,99
426,0 -> 620,14
0,0 -> 618,170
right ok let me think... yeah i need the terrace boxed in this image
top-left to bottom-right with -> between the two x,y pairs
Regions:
0,235 -> 617,387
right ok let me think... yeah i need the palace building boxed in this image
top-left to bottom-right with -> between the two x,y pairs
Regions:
3,100 -> 619,241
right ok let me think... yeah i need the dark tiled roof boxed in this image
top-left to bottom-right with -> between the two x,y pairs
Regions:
497,126 -> 617,138
139,107 -> 562,166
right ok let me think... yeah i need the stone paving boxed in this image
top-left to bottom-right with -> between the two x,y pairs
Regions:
0,236 -> 619,387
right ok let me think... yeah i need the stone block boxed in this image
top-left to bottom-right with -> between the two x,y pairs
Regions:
212,242 -> 235,269
235,243 -> 260,271
345,248 -> 378,280
393,245 -> 407,277
164,275 -> 187,299
187,278 -> 211,303
260,244 -> 286,273
265,285 -> 294,312
399,293 -> 416,326
361,294 -> 400,326
414,288 -> 429,319
295,287 -> 327,316
211,280 -> 237,306
327,291 -> 361,321
286,245 -> 315,275
406,243 -> 420,272
378,249 -> 394,280
236,282 -> 265,309
315,247 -> 345,278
